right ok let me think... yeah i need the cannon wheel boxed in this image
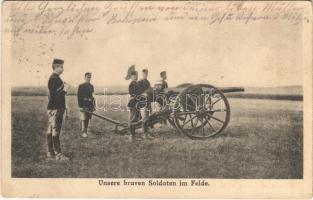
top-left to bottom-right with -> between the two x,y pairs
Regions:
173,84 -> 230,139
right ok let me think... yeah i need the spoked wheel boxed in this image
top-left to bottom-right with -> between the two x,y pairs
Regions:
173,84 -> 230,139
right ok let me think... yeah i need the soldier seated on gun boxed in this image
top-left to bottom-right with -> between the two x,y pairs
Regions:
138,69 -> 154,140
77,72 -> 95,138
46,58 -> 70,161
126,69 -> 143,141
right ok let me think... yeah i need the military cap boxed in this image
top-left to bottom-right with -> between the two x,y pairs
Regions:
85,72 -> 92,77
160,71 -> 166,76
125,65 -> 136,80
52,59 -> 64,65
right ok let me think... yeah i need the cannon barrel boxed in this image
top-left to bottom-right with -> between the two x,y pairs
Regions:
169,86 -> 244,94
219,87 -> 244,93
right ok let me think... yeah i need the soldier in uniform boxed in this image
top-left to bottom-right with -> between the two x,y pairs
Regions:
46,59 -> 69,161
138,69 -> 151,93
160,71 -> 168,92
77,72 -> 95,138
159,71 -> 169,125
126,69 -> 142,141
138,69 -> 154,139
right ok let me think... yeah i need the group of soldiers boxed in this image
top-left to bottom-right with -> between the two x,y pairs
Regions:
125,66 -> 168,141
46,59 -> 168,161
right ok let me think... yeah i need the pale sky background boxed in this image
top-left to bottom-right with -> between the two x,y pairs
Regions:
7,1 -> 303,88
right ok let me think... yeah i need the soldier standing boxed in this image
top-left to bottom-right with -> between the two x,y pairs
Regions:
159,71 -> 169,125
46,59 -> 69,161
138,69 -> 151,93
138,69 -> 154,139
77,72 -> 95,138
126,69 -> 142,141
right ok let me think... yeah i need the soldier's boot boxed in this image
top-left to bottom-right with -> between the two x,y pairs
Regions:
46,134 -> 55,160
142,125 -> 154,140
84,120 -> 92,134
46,152 -> 55,160
52,135 -> 69,161
81,120 -> 88,138
143,133 -> 154,140
55,153 -> 70,161
130,126 -> 142,141
133,136 -> 143,141
52,135 -> 62,155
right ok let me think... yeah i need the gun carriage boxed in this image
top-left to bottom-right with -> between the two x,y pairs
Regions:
85,84 -> 243,139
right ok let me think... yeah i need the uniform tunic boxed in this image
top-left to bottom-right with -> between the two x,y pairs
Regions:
128,81 -> 141,108
77,82 -> 94,109
138,78 -> 152,111
138,78 -> 151,94
160,80 -> 168,92
47,73 -> 66,110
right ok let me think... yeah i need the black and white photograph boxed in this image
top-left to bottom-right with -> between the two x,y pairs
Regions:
1,0 -> 312,198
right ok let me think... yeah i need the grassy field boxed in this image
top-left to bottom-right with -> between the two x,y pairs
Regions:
11,96 -> 303,178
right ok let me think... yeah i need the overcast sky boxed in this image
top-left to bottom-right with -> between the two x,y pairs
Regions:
7,1 -> 304,88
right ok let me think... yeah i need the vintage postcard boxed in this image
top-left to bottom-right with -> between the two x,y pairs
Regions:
1,0 -> 312,198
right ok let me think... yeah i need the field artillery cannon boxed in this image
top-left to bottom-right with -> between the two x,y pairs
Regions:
86,84 -> 244,139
